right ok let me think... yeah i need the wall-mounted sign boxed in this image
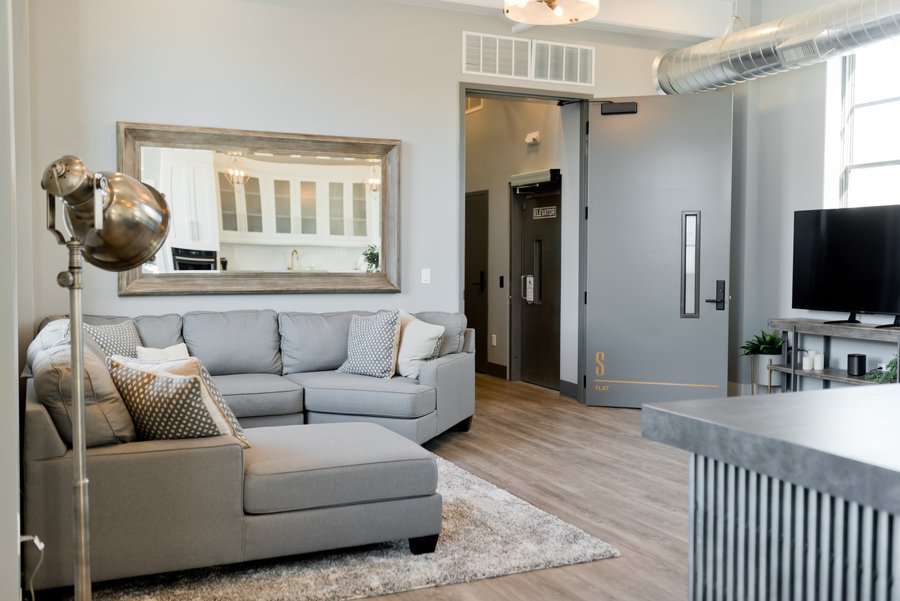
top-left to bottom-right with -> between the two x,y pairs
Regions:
533,206 -> 558,220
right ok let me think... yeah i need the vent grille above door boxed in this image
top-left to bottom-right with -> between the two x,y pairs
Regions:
463,32 -> 593,86
463,32 -> 531,80
533,40 -> 595,86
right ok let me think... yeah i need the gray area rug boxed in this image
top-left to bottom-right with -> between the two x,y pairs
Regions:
94,457 -> 618,601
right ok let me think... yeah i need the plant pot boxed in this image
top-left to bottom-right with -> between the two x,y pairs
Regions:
753,353 -> 781,388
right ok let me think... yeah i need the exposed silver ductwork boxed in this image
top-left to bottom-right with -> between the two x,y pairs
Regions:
654,0 -> 900,95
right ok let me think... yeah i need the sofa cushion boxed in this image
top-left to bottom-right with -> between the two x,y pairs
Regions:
134,314 -> 184,348
278,311 -> 371,374
32,345 -> 136,447
242,423 -> 437,514
183,310 -> 282,375
211,374 -> 303,418
415,312 -> 467,356
285,371 -> 436,419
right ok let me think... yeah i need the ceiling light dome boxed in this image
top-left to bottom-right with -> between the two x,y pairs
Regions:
504,0 -> 599,25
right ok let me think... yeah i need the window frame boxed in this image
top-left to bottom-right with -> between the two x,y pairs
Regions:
839,51 -> 900,208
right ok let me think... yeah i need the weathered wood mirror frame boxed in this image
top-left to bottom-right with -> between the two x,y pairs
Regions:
117,122 -> 401,296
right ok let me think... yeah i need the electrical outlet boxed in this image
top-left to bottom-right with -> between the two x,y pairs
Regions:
420,268 -> 431,284
491,334 -> 497,347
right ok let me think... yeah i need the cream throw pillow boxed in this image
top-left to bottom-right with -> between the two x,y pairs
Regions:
136,343 -> 190,362
397,315 -> 445,379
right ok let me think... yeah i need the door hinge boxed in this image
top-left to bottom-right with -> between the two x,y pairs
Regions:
584,206 -> 588,220
585,121 -> 590,136
583,374 -> 587,389
584,291 -> 588,305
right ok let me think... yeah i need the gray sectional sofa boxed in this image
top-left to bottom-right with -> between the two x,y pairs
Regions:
22,309 -> 474,590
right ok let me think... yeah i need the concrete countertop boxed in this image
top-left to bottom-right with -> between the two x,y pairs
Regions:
641,384 -> 900,514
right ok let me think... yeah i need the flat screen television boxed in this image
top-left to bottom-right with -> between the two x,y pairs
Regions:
793,206 -> 900,317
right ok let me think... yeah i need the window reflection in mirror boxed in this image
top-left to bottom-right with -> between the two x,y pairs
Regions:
139,148 -> 383,275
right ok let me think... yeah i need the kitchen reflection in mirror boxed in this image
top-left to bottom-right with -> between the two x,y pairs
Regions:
139,147 -> 383,275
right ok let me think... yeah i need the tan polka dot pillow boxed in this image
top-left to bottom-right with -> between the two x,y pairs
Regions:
107,356 -> 250,448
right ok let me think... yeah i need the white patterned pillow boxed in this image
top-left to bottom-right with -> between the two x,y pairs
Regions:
85,321 -> 142,358
338,311 -> 401,379
107,356 -> 251,448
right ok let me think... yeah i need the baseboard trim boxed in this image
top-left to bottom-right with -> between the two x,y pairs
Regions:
482,362 -> 507,379
559,379 -> 579,400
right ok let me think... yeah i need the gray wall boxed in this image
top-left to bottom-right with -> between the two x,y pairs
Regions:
730,0 -> 898,390
464,97 -> 580,383
1,0 -> 22,596
22,0 -> 671,340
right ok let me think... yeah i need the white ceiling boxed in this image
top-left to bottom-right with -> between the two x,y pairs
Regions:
392,0 -> 734,41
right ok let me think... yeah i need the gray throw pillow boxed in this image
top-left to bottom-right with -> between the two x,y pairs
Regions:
338,311 -> 401,379
85,320 -> 142,358
31,345 -> 136,447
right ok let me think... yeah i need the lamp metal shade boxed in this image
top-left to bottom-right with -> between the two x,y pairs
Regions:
41,156 -> 170,272
504,0 -> 599,25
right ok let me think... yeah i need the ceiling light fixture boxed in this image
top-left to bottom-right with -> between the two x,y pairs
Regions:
503,0 -> 598,25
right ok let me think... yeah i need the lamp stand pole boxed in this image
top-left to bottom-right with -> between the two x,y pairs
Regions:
58,239 -> 92,601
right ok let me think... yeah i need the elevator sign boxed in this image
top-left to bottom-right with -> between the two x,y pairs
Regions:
533,206 -> 558,220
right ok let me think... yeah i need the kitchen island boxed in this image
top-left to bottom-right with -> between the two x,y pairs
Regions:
642,384 -> 900,601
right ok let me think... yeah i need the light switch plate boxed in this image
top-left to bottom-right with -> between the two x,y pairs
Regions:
420,268 -> 431,284
491,334 -> 497,347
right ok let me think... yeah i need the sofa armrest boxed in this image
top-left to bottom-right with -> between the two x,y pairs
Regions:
418,352 -> 475,434
23,434 -> 245,589
24,381 -> 67,462
463,328 -> 476,354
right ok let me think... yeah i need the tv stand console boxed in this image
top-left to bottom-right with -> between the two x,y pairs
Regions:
768,317 -> 900,391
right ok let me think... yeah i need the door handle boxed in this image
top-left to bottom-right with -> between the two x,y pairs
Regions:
470,270 -> 485,292
705,280 -> 726,311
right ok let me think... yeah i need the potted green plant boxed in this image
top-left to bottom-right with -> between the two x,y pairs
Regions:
362,245 -> 379,273
741,330 -> 784,388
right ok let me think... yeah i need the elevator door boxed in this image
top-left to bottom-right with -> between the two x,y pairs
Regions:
512,179 -> 561,390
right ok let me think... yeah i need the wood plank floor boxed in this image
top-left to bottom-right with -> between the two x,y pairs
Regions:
385,374 -> 691,601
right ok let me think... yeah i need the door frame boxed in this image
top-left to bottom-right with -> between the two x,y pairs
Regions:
458,82 -> 590,400
464,189 -> 491,375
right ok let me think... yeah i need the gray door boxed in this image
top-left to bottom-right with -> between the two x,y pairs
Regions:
511,179 -> 561,390
585,92 -> 733,407
465,191 -> 490,374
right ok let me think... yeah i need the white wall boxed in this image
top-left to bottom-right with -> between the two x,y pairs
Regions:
1,0 -> 22,596
22,0 -> 672,337
730,0 -> 899,388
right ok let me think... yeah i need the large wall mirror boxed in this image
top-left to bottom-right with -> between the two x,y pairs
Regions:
117,122 -> 400,295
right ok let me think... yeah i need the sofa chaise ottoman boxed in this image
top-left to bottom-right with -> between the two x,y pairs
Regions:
23,383 -> 442,590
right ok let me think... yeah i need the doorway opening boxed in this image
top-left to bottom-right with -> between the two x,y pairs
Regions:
462,88 -> 584,396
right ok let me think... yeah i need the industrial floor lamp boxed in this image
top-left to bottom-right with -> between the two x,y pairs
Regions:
40,156 -> 170,601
